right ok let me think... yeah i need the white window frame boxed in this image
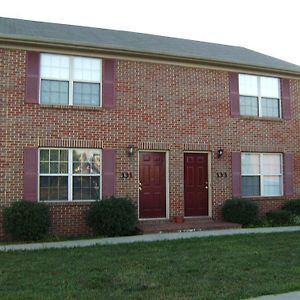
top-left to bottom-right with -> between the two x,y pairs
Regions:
241,152 -> 283,197
38,148 -> 102,202
39,54 -> 102,107
239,74 -> 281,118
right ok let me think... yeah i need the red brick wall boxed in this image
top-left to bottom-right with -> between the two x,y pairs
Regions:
1,48 -> 300,239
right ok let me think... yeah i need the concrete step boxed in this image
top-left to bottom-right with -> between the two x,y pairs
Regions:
137,219 -> 241,234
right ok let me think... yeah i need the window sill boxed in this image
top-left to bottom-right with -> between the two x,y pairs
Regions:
40,104 -> 104,111
40,200 -> 98,205
242,196 -> 287,201
238,116 -> 284,122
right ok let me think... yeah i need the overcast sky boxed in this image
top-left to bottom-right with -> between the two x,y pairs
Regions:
2,0 -> 300,66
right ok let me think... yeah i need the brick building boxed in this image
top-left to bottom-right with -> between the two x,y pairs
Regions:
1,17 -> 300,238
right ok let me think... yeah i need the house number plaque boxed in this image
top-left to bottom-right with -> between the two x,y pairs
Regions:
216,172 -> 227,178
121,172 -> 133,179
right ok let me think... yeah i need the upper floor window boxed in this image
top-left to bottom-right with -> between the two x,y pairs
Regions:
241,153 -> 283,197
239,74 -> 281,118
40,54 -> 102,107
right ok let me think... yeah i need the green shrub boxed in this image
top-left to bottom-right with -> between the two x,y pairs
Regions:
86,197 -> 137,237
221,198 -> 258,226
3,200 -> 51,241
266,210 -> 293,226
282,199 -> 300,215
290,214 -> 300,225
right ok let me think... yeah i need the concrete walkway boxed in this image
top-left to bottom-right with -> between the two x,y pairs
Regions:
248,291 -> 300,299
1,225 -> 300,252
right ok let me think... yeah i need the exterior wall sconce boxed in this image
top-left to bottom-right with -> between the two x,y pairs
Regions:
217,148 -> 224,158
128,144 -> 135,157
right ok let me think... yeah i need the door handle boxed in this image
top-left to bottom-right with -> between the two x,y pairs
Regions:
139,182 -> 142,191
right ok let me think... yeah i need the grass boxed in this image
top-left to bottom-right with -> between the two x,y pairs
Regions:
1,232 -> 300,299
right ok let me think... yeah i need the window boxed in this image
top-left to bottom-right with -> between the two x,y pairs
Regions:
40,54 -> 102,106
39,148 -> 101,201
239,74 -> 281,118
241,153 -> 283,197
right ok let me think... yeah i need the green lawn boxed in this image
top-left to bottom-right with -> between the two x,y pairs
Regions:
1,232 -> 300,300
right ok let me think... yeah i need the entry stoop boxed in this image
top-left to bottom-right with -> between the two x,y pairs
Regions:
137,218 -> 241,234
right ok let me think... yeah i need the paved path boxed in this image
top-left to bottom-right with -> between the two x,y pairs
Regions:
248,291 -> 300,299
1,225 -> 300,252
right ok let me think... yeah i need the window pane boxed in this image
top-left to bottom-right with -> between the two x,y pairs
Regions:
240,96 -> 258,116
262,154 -> 281,175
40,162 -> 49,174
50,162 -> 59,173
73,57 -> 101,82
73,149 -> 101,174
261,98 -> 280,118
73,82 -> 100,106
261,77 -> 279,98
40,150 -> 49,173
262,176 -> 281,196
239,74 -> 258,96
242,176 -> 260,196
60,162 -> 68,174
41,54 -> 70,80
50,149 -> 59,161
73,176 -> 100,200
60,150 -> 68,162
40,150 -> 49,162
41,80 -> 69,105
242,153 -> 260,175
39,176 -> 68,201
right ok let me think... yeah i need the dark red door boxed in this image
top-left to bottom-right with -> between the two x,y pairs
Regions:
139,152 -> 166,218
184,153 -> 209,216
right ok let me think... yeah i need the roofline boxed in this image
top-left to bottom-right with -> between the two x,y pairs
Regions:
1,34 -> 300,79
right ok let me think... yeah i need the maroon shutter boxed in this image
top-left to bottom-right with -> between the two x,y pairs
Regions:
284,153 -> 294,196
24,148 -> 38,201
281,79 -> 291,120
102,149 -> 116,198
102,59 -> 116,108
25,52 -> 40,104
232,152 -> 241,197
229,72 -> 240,117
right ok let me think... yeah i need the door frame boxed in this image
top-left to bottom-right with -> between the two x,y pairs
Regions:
183,151 -> 212,218
138,150 -> 170,220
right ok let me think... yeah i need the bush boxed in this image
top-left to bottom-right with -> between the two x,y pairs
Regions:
266,210 -> 293,226
221,198 -> 258,226
282,199 -> 300,215
3,200 -> 51,241
86,197 -> 137,237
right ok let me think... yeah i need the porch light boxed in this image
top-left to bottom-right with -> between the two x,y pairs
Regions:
128,144 -> 135,157
217,148 -> 224,158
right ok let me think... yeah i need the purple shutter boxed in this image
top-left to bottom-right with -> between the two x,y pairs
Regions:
281,79 -> 291,120
24,148 -> 38,201
102,59 -> 116,108
284,153 -> 294,196
232,152 -> 241,197
25,52 -> 40,104
229,72 -> 240,117
102,149 -> 116,198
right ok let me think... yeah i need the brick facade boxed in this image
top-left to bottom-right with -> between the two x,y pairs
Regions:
1,48 -> 300,239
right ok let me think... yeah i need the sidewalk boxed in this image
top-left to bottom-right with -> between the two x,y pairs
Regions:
1,225 -> 300,251
248,291 -> 300,299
